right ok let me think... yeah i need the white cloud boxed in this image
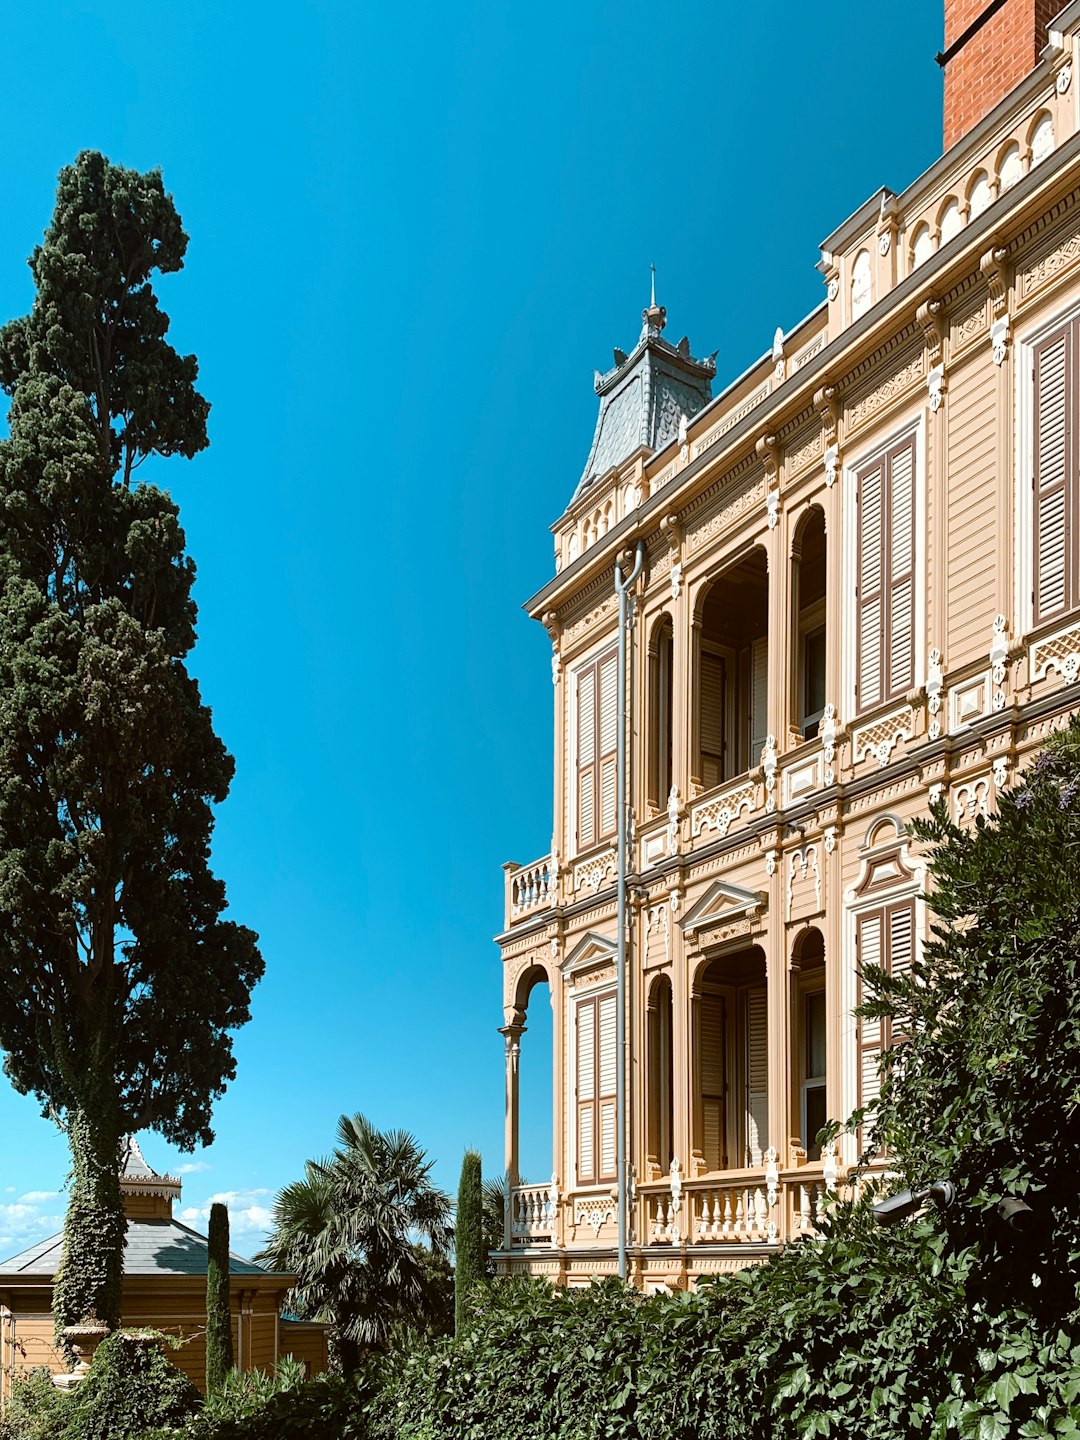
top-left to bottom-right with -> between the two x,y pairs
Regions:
0,1194 -> 64,1260
179,1189 -> 274,1255
19,1190 -> 57,1204
175,1161 -> 211,1175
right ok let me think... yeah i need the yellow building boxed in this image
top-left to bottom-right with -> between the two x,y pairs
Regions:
0,1139 -> 326,1402
496,0 -> 1080,1288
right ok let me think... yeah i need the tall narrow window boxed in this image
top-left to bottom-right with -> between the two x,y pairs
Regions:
744,988 -> 768,1167
575,648 -> 618,850
856,899 -> 915,1117
646,976 -> 673,1173
793,507 -> 827,739
856,436 -> 915,713
699,992 -> 727,1171
647,618 -> 674,809
1033,317 -> 1077,624
802,991 -> 827,1160
695,946 -> 767,1173
576,991 -> 618,1184
697,549 -> 768,786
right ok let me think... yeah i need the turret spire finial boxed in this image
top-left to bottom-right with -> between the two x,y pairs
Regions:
650,262 -> 656,309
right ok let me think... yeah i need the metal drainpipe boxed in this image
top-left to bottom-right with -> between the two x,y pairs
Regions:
614,539 -> 645,1283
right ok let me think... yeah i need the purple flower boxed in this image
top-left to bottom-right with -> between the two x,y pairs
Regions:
1015,790 -> 1034,810
1060,780 -> 1078,810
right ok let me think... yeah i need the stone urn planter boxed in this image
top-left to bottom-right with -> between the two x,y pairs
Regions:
53,1319 -> 109,1390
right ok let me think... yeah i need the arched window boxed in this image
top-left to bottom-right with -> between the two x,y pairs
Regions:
910,222 -> 933,270
851,249 -> 872,320
967,170 -> 991,220
1031,111 -> 1055,166
938,198 -> 962,246
647,616 -> 674,809
999,142 -> 1022,192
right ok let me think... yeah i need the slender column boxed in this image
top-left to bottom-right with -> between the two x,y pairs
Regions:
688,615 -> 703,792
500,1021 -> 524,1248
549,976 -> 565,1247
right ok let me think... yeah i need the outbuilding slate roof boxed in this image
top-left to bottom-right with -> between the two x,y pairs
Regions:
0,1219 -> 285,1280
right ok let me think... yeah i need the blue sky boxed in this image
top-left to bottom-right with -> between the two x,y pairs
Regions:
0,0 -> 943,1256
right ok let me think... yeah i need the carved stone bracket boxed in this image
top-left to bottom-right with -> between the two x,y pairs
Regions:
918,300 -> 947,412
981,244 -> 1010,319
989,614 -> 1010,709
814,385 -> 840,487
757,435 -> 780,529
926,647 -> 945,739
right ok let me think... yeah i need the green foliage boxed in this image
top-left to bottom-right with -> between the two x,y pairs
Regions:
866,715 -> 1080,1326
480,1175 -> 507,1267
137,1370 -> 374,1440
453,1152 -> 483,1336
0,1368 -> 74,1440
60,1332 -> 199,1440
0,150 -> 262,1331
256,1114 -> 453,1371
205,1203 -> 234,1393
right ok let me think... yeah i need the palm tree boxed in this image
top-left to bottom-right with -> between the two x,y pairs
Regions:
257,1114 -> 453,1373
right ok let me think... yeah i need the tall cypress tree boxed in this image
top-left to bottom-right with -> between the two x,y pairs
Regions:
0,151 -> 263,1340
205,1202 -> 233,1391
454,1150 -> 483,1336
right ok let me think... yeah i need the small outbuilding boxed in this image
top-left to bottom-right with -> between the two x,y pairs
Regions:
0,1139 -> 327,1403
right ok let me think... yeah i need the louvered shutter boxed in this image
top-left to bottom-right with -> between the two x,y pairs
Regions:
576,667 -> 597,850
744,987 -> 768,1166
699,994 -> 726,1171
576,998 -> 596,1183
598,653 -> 618,839
887,900 -> 915,1042
856,911 -> 884,1116
857,460 -> 885,711
700,652 -> 726,788
750,637 -> 769,769
1034,322 -> 1074,623
597,993 -> 618,1181
887,438 -> 915,697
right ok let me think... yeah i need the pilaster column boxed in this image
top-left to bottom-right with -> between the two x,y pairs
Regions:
499,1019 -> 525,1248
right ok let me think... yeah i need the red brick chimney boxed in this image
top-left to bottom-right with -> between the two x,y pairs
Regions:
941,0 -> 1057,149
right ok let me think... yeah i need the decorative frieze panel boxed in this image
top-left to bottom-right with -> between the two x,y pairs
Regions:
1017,214 -> 1080,302
562,594 -> 618,647
573,848 -> 617,894
573,1196 -> 616,1238
786,844 -> 822,920
686,477 -> 765,555
844,348 -> 923,432
950,293 -> 988,355
785,424 -> 823,477
691,383 -> 769,459
690,779 -> 756,839
952,773 -> 992,825
643,902 -> 671,969
851,706 -> 916,768
1031,618 -> 1080,684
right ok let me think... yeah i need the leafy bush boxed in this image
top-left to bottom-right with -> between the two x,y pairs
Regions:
0,1368 -> 73,1440
60,1331 -> 200,1440
137,1371 -> 374,1440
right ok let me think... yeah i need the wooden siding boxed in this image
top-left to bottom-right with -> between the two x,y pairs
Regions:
947,352 -> 999,665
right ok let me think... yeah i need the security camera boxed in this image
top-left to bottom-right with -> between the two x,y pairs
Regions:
872,1179 -> 956,1226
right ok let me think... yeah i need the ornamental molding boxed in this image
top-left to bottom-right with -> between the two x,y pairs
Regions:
786,844 -> 822,919
980,244 -> 1010,320
916,298 -> 946,369
686,477 -> 766,555
1031,617 -> 1080,684
690,780 -> 756,838
785,424 -> 823,477
562,593 -> 618,647
560,930 -> 617,978
573,1197 -> 616,1238
573,849 -> 617,895
1017,203 -> 1080,303
844,347 -> 924,431
952,773 -> 992,825
679,878 -> 767,937
851,705 -> 916,768
691,382 -> 770,460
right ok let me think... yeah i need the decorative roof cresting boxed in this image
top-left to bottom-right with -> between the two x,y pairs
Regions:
573,279 -> 716,504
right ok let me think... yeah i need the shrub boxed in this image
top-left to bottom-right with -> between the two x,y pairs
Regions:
453,1152 -> 483,1337
61,1331 -> 200,1440
0,1368 -> 73,1440
137,1370 -> 374,1440
205,1204 -> 234,1393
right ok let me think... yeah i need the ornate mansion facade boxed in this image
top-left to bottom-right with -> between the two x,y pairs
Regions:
495,0 -> 1080,1288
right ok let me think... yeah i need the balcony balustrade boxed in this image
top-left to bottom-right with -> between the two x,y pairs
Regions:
503,855 -> 554,927
508,1180 -> 558,1246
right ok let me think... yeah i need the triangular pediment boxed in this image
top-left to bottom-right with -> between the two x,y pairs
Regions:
561,930 -> 617,977
679,881 -> 767,935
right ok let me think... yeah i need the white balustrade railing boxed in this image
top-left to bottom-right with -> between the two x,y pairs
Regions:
510,1180 -> 557,1246
692,1181 -> 772,1242
504,856 -> 554,924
